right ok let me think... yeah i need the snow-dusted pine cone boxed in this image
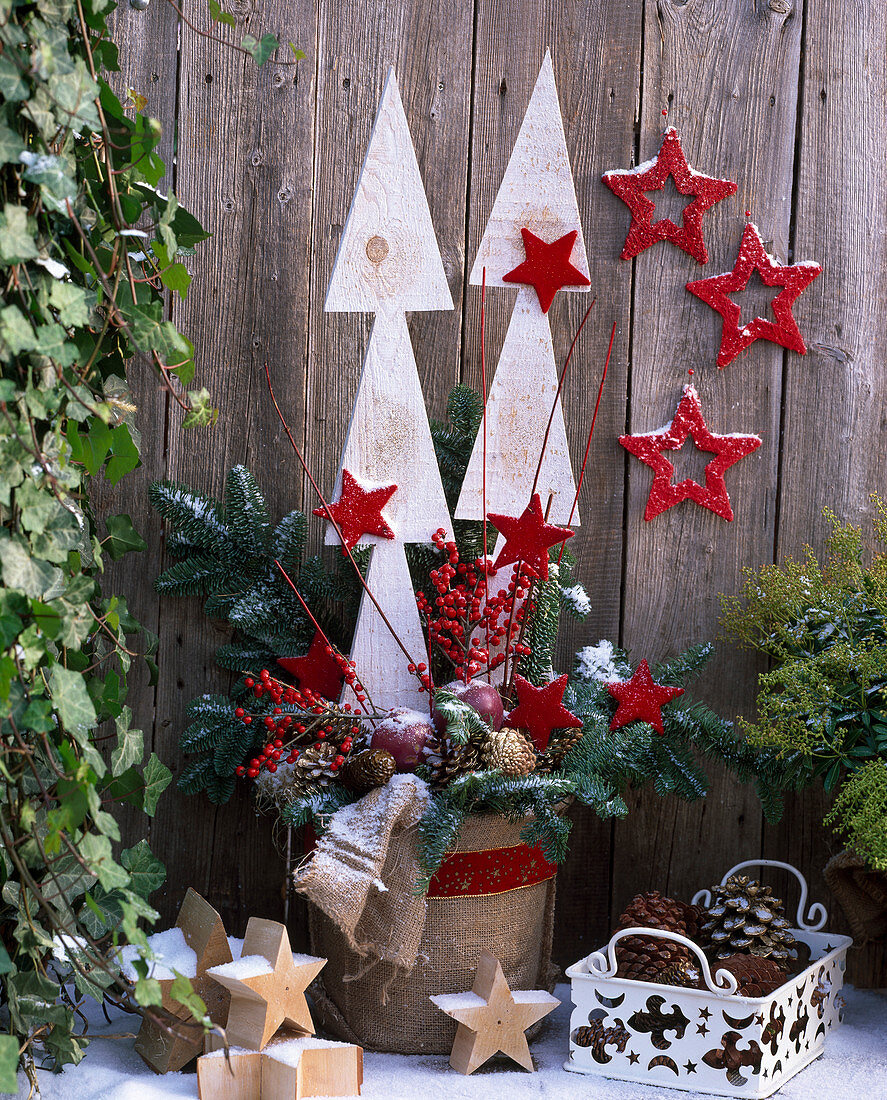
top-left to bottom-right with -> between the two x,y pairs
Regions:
615,891 -> 701,980
481,727 -> 537,777
340,748 -> 396,793
254,742 -> 338,803
652,958 -> 703,989
421,736 -> 481,790
699,875 -> 798,962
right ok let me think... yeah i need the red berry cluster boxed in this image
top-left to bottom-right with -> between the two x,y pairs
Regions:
233,668 -> 361,780
329,647 -> 368,706
416,529 -> 533,683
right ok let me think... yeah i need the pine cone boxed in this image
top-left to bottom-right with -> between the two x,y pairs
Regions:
536,728 -> 584,774
340,749 -> 396,793
421,736 -> 481,790
615,891 -> 700,980
652,958 -> 703,989
481,727 -> 537,777
699,875 -> 798,963
254,743 -> 338,803
573,1024 -> 597,1048
714,953 -> 787,997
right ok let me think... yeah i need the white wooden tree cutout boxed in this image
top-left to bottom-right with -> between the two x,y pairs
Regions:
456,50 -> 588,528
324,69 -> 452,711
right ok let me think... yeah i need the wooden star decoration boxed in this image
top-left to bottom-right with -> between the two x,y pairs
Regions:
313,468 -> 397,551
276,631 -> 344,700
619,384 -> 761,521
603,127 -> 737,263
488,492 -> 574,581
207,918 -> 326,1051
606,660 -> 684,736
134,889 -> 233,1074
430,951 -> 558,1074
502,228 -> 590,313
507,672 -> 582,752
686,222 -> 822,367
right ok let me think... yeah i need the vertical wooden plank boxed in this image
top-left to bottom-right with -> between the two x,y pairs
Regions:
151,2 -> 318,934
769,0 -> 887,988
615,0 -> 803,914
468,2 -> 643,965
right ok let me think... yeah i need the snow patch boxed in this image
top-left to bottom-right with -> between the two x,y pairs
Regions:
208,954 -> 273,981
575,640 -> 625,684
118,927 -> 197,982
561,584 -> 591,616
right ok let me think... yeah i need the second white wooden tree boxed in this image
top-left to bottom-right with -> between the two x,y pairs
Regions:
324,70 -> 452,712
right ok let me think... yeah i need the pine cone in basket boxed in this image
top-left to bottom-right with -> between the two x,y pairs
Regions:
713,953 -> 787,997
481,727 -> 537,777
699,874 -> 798,962
652,958 -> 704,989
614,891 -> 701,981
421,735 -> 481,790
340,748 -> 396,793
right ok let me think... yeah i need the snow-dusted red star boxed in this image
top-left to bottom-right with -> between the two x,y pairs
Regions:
277,631 -> 344,700
313,468 -> 397,551
502,228 -> 590,313
487,493 -> 574,581
607,660 -> 684,736
619,385 -> 761,522
507,673 -> 582,752
603,128 -> 737,264
686,222 -> 822,367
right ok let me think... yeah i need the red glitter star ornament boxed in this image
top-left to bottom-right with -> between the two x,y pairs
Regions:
686,222 -> 822,367
507,673 -> 583,752
606,660 -> 684,736
619,385 -> 761,522
277,631 -> 344,700
487,493 -> 574,581
313,468 -> 397,551
502,228 -> 591,313
602,128 -> 737,264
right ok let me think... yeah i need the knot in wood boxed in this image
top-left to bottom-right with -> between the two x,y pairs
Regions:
365,235 -> 390,264
768,0 -> 792,12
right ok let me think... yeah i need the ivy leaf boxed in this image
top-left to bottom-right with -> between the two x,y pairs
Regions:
105,513 -> 147,560
142,754 -> 173,816
0,304 -> 38,356
170,974 -> 209,1024
49,281 -> 94,327
79,833 -> 130,891
183,387 -> 219,429
241,33 -> 279,66
121,840 -> 166,899
111,710 -> 144,775
289,43 -> 306,60
0,533 -> 64,598
0,1034 -> 16,1094
160,261 -> 192,300
0,203 -> 38,263
208,0 -> 236,27
50,665 -> 97,737
104,425 -> 141,485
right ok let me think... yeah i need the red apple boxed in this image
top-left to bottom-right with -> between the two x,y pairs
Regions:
433,679 -> 505,733
370,708 -> 435,772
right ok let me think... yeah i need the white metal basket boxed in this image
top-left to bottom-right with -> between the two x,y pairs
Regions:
564,860 -> 852,1098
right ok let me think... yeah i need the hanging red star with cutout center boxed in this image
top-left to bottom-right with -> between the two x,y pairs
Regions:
487,493 -> 574,581
313,468 -> 397,551
686,222 -> 822,367
607,660 -> 684,736
619,385 -> 761,522
602,128 -> 737,264
507,673 -> 582,752
276,631 -> 344,700
502,228 -> 590,313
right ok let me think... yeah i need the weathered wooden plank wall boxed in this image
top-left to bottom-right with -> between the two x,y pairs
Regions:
107,0 -> 885,985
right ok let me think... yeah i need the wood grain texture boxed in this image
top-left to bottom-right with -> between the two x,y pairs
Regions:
614,0 -> 802,914
766,0 -> 887,987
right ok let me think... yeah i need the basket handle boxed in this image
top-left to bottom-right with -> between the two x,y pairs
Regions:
690,859 -> 827,931
584,927 -> 739,995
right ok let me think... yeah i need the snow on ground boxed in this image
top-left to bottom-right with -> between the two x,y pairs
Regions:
16,983 -> 886,1099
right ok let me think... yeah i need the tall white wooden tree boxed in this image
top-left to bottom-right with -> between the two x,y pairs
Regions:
456,50 -> 590,529
324,69 -> 452,712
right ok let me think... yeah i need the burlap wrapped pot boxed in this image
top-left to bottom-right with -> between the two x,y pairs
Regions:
307,813 -> 557,1054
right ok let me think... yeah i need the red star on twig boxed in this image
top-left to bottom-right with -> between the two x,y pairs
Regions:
313,468 -> 397,551
686,223 -> 822,367
603,128 -> 737,264
502,228 -> 590,313
606,660 -> 684,736
277,631 -> 344,700
487,493 -> 574,581
619,385 -> 761,522
507,673 -> 582,751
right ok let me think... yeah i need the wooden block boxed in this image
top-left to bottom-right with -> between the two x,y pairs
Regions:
197,1034 -> 363,1099
197,1049 -> 262,1100
431,950 -> 559,1074
134,888 -> 233,1074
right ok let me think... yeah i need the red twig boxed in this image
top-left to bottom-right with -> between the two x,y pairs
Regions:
480,267 -> 492,683
556,321 -> 615,565
264,364 -> 419,675
529,298 -> 596,501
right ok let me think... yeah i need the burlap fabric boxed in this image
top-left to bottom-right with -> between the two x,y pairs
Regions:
823,849 -> 887,944
294,781 -> 557,1053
